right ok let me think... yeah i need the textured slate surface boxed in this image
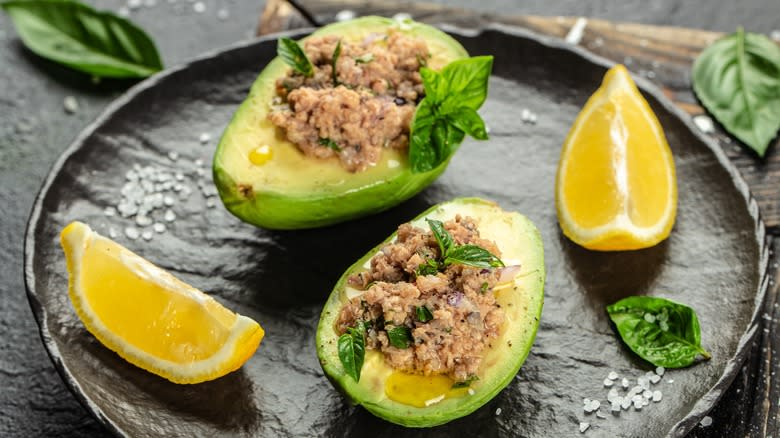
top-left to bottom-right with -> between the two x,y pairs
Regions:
2,1 -> 780,437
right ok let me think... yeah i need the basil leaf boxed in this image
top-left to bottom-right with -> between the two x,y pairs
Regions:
415,258 -> 439,276
354,53 -> 374,64
387,326 -> 412,349
331,39 -> 342,86
338,323 -> 366,381
318,137 -> 341,152
409,56 -> 493,173
439,56 -> 493,111
426,218 -> 453,256
606,296 -> 711,368
692,27 -> 780,156
415,306 -> 433,323
446,107 -> 488,140
1,0 -> 163,78
451,375 -> 478,389
277,37 -> 314,77
444,244 -> 504,269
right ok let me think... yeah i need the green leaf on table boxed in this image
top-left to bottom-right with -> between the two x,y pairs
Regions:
338,322 -> 366,382
606,296 -> 711,368
277,37 -> 314,77
692,27 -> 780,156
1,0 -> 163,78
409,56 -> 493,173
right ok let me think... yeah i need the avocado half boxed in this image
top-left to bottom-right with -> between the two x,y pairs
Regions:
212,17 -> 470,229
316,198 -> 545,427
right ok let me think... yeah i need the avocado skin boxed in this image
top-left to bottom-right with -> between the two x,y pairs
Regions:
212,17 -> 469,230
315,198 -> 546,427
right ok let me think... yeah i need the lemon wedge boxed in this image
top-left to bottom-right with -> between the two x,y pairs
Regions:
555,65 -> 677,251
60,221 -> 263,384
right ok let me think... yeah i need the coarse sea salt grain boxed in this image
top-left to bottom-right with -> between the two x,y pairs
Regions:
125,227 -> 140,240
579,422 -> 589,433
153,222 -> 166,233
655,367 -> 665,376
495,407 -> 502,416
141,230 -> 153,241
607,371 -> 619,380
621,378 -> 629,388
700,416 -> 713,427
199,133 -> 211,144
649,374 -> 661,384
652,391 -> 662,402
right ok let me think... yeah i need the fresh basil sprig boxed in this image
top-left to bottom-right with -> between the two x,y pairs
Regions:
278,37 -> 314,77
420,218 -> 504,272
1,0 -> 163,78
387,326 -> 413,349
692,27 -> 780,157
338,321 -> 367,381
410,56 -> 493,173
607,296 -> 711,368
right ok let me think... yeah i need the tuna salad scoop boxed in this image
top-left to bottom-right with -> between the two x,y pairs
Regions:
269,31 -> 430,172
337,215 -> 506,382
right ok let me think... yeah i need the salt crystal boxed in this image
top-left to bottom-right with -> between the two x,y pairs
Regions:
596,411 -> 606,419
620,398 -> 631,410
652,391 -> 662,402
108,228 -> 118,239
642,390 -> 653,399
173,183 -> 183,192
495,407 -> 502,416
163,195 -> 175,206
217,8 -> 229,20
771,30 -> 780,41
206,198 -> 216,208
579,422 -> 589,433
193,1 -> 205,13
128,0 -> 142,10
649,374 -> 661,384
141,230 -> 153,241
700,416 -> 713,427
655,366 -> 665,376
135,215 -> 153,227
590,400 -> 600,411
164,209 -> 176,222
117,202 -> 138,217
607,388 -> 619,402
335,9 -> 356,21
199,133 -> 211,144
633,399 -> 642,410
104,207 -> 116,217
668,379 -> 674,384
63,96 -> 79,114
175,172 -> 184,181
168,151 -> 180,161
607,371 -> 618,380
693,115 -> 715,134
194,158 -> 205,167
621,378 -> 629,388
153,222 -> 166,233
610,402 -> 620,413
603,378 -> 613,387
125,227 -> 140,240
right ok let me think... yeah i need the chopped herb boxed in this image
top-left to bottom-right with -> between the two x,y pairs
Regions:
451,375 -> 479,389
277,37 -> 314,77
480,282 -> 489,293
318,137 -> 341,152
416,258 -> 439,276
387,326 -> 412,349
338,321 -> 367,381
415,306 -> 434,323
331,39 -> 342,86
364,280 -> 377,290
354,53 -> 374,64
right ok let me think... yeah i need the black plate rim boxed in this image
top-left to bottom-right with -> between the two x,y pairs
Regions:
23,23 -> 769,438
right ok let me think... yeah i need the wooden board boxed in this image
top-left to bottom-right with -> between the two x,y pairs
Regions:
257,0 -> 780,232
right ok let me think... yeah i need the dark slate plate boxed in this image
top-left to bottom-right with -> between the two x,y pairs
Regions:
24,24 -> 769,437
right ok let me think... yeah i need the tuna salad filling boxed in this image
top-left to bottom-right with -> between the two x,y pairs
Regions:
269,32 -> 430,172
337,216 -> 506,382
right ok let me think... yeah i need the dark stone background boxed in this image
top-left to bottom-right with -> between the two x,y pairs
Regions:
1,1 -> 778,436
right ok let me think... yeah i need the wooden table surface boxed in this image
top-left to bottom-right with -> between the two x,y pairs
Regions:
1,0 -> 779,436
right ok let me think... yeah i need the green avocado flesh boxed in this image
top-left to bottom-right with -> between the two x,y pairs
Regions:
213,17 -> 469,229
316,198 -> 545,427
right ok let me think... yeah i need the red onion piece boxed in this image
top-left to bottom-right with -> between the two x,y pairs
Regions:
498,265 -> 522,284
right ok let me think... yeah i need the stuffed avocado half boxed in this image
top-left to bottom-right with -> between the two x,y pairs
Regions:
316,198 -> 545,427
213,17 -> 486,229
